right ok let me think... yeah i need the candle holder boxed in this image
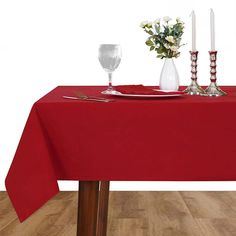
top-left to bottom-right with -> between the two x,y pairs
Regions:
184,51 -> 205,95
205,51 -> 227,96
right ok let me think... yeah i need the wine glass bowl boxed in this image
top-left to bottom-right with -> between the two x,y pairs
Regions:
98,44 -> 122,94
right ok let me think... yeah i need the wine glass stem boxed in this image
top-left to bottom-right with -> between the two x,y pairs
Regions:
108,72 -> 113,90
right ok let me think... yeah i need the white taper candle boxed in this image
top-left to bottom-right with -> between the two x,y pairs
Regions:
191,11 -> 196,51
210,8 -> 215,51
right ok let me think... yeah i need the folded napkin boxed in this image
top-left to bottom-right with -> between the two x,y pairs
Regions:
115,85 -> 184,95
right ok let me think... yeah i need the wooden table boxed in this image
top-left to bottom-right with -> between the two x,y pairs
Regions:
77,181 -> 110,236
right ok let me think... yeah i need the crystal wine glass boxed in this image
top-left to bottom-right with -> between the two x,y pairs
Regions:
98,44 -> 122,94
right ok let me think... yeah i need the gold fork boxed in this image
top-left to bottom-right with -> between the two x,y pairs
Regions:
75,91 -> 114,101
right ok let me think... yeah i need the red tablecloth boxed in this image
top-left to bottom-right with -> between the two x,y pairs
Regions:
5,86 -> 236,222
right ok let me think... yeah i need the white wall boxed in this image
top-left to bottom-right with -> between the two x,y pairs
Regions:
1,0 -> 236,191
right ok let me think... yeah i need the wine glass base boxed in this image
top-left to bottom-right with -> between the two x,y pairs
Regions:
205,82 -> 227,96
184,80 -> 206,95
101,88 -> 117,95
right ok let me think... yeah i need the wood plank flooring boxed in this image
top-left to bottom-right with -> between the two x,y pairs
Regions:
1,191 -> 236,236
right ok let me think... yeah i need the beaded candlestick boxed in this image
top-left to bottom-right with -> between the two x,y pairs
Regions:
205,51 -> 226,96
184,51 -> 205,95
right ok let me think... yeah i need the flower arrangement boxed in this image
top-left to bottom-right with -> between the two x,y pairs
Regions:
140,17 -> 185,59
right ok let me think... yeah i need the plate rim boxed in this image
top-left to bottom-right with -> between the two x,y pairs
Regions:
101,89 -> 184,98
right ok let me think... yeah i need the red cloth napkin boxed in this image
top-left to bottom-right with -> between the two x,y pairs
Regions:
115,85 -> 184,95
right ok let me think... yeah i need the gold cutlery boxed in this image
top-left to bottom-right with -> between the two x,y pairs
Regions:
62,96 -> 114,102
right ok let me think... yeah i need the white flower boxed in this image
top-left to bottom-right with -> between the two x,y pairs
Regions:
140,21 -> 149,27
165,36 -> 175,44
163,16 -> 172,22
152,23 -> 157,34
154,18 -> 161,24
176,17 -> 184,24
164,43 -> 170,49
152,22 -> 160,34
147,21 -> 153,27
170,46 -> 178,51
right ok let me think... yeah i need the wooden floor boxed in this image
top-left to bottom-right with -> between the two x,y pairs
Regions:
1,191 -> 236,236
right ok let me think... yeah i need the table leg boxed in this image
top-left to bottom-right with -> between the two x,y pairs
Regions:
77,181 -> 99,236
97,181 -> 110,236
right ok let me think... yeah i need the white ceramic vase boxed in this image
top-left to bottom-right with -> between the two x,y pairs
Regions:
159,58 -> 179,91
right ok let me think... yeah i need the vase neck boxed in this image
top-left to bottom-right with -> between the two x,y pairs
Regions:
164,58 -> 174,65
165,58 -> 174,61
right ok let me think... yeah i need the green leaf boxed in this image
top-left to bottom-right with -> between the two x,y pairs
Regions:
150,46 -> 155,51
156,45 -> 165,54
144,29 -> 153,35
154,25 -> 160,34
145,40 -> 153,46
